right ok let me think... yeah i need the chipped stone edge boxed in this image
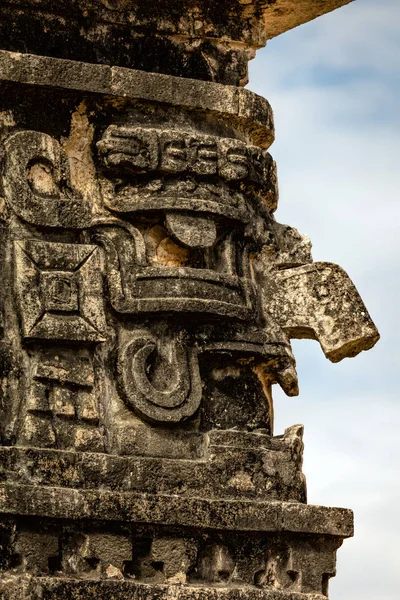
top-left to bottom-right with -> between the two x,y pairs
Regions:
0,50 -> 274,148
265,0 -> 354,40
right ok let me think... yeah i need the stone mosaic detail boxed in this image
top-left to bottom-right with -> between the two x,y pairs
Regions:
0,52 -> 378,468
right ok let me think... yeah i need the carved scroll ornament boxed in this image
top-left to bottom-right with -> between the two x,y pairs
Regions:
0,3 -> 381,597
119,332 -> 202,423
4,130 -> 91,228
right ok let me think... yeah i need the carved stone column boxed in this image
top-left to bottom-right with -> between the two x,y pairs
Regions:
0,1 -> 378,599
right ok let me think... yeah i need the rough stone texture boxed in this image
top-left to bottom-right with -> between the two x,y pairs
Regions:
0,2 -> 377,599
260,262 -> 379,362
0,577 -> 345,600
0,1 -> 353,85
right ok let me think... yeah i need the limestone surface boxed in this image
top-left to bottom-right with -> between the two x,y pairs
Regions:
0,1 -> 377,599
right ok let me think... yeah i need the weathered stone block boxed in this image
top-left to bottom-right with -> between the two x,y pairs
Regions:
14,529 -> 59,574
0,1 -> 353,84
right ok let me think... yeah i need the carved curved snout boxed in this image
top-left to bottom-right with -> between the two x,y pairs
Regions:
119,333 -> 202,423
264,262 -> 380,362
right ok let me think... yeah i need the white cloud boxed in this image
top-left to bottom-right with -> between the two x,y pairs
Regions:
259,0 -> 400,79
248,0 -> 400,598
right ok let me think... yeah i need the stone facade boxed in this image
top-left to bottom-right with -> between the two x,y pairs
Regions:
0,1 -> 378,599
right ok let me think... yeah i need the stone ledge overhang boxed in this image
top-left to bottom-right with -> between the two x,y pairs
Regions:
0,482 -> 354,537
262,0 -> 353,41
0,49 -> 274,148
0,1 -> 354,83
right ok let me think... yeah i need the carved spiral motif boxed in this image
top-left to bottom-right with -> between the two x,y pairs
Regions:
119,333 -> 202,423
3,131 -> 91,228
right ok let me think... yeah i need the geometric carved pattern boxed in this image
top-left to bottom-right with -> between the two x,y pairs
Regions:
14,241 -> 106,342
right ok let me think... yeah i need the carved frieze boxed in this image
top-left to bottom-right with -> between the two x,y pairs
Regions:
260,538 -> 341,595
0,52 -> 378,462
97,125 -> 277,211
0,67 -> 378,438
17,345 -> 103,450
97,125 -> 278,223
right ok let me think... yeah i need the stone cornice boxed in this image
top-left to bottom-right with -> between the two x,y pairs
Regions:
0,49 -> 275,147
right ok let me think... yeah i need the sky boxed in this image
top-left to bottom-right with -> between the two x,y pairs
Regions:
248,0 -> 400,598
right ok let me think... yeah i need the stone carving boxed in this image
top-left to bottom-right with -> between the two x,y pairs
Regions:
19,349 -> 103,451
196,544 -> 235,584
98,125 -> 277,220
61,532 -> 132,577
4,131 -> 91,228
98,125 -> 274,187
0,1 -> 378,599
259,539 -> 341,596
119,331 -> 202,423
13,527 -> 60,575
14,240 -> 106,342
263,262 -> 379,361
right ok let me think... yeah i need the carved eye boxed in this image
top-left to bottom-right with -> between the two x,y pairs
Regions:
26,159 -> 58,197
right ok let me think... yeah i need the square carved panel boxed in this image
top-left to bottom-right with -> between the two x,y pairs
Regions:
14,241 -> 107,342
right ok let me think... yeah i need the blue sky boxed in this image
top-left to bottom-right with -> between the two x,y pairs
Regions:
248,1 -> 400,598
